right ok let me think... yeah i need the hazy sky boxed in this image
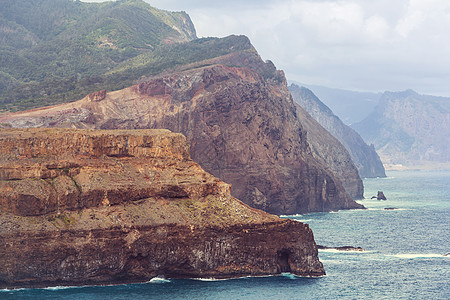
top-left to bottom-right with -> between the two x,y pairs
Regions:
84,0 -> 450,96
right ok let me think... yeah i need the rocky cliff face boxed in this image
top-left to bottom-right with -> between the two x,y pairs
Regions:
0,49 -> 363,214
0,128 -> 325,288
352,90 -> 450,169
291,102 -> 364,199
290,85 -> 386,178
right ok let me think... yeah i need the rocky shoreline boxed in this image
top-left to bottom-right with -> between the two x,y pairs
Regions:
0,128 -> 325,288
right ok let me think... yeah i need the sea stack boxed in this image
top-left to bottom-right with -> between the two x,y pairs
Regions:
0,128 -> 325,288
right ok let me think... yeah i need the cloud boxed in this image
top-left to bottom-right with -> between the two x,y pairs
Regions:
141,1 -> 450,95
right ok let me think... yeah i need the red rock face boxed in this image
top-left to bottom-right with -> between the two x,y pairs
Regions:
0,128 -> 325,288
0,52 -> 363,215
87,89 -> 107,102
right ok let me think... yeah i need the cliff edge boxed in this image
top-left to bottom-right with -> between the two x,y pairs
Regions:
0,41 -> 364,214
0,128 -> 324,288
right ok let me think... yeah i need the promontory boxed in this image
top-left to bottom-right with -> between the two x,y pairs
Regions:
0,128 -> 325,288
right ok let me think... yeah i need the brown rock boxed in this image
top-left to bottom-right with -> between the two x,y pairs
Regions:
293,101 -> 364,199
0,51 -> 363,215
87,90 -> 107,102
0,128 -> 325,288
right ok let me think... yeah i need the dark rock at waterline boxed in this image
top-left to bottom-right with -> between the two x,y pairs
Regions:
371,191 -> 387,200
317,245 -> 365,252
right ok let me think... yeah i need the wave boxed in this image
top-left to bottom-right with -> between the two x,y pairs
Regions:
318,249 -> 370,254
362,207 -> 410,211
280,273 -> 305,279
147,276 -> 171,283
279,214 -> 303,218
193,277 -> 234,282
45,285 -> 80,291
1,285 -> 86,293
288,218 -> 312,223
0,288 -> 26,292
388,253 -> 450,259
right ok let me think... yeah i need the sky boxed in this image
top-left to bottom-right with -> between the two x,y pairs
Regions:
83,0 -> 450,96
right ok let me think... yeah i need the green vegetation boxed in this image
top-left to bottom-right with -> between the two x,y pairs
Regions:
1,0 -> 246,111
47,213 -> 76,226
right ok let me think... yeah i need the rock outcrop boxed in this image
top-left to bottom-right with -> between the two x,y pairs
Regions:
290,85 -> 386,179
0,128 -> 325,288
317,245 -> 365,252
0,44 -> 363,215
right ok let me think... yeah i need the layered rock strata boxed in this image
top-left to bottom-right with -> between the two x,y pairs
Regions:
0,128 -> 325,288
0,46 -> 363,214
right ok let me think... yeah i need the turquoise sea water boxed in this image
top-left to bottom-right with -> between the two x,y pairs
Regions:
2,170 -> 449,299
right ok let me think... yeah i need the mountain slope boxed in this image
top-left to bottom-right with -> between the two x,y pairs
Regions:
352,90 -> 450,169
293,102 -> 364,199
290,85 -> 386,178
0,0 -> 197,111
291,82 -> 381,125
0,36 -> 363,214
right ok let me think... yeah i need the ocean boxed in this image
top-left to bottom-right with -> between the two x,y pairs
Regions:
2,170 -> 449,299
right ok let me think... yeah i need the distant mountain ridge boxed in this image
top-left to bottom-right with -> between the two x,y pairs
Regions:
289,84 -> 386,178
290,81 -> 381,125
352,89 -> 450,169
0,0 -> 197,111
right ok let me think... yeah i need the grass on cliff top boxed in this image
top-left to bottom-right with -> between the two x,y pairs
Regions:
0,0 -> 253,112
1,194 -> 279,233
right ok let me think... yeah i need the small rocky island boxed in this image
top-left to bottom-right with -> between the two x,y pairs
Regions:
371,191 -> 387,200
317,245 -> 365,252
0,128 -> 325,288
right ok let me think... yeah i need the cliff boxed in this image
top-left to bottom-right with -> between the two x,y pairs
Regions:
290,85 -> 386,178
292,102 -> 364,199
0,47 -> 363,215
352,90 -> 450,169
0,128 -> 325,288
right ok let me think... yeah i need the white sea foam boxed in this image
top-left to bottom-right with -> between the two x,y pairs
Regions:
45,286 -> 74,290
0,288 -> 26,292
280,273 -> 305,279
318,249 -> 367,254
388,253 -> 450,259
148,276 -> 171,283
318,259 -> 347,265
290,218 -> 312,223
193,277 -> 232,282
279,214 -> 303,218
